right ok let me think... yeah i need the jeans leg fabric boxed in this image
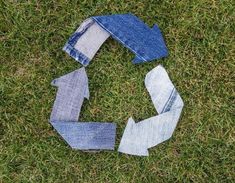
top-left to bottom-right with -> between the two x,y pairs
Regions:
63,19 -> 110,66
50,67 -> 89,122
51,121 -> 116,150
118,65 -> 184,156
63,13 -> 168,66
93,14 -> 168,63
50,67 -> 116,150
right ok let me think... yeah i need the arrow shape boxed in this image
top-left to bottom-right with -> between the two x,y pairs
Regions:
93,14 -> 168,64
50,67 -> 116,150
50,67 -> 89,122
118,65 -> 184,156
63,14 -> 168,66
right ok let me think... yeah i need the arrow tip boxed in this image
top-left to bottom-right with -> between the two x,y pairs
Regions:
118,117 -> 149,156
151,24 -> 169,57
51,67 -> 88,87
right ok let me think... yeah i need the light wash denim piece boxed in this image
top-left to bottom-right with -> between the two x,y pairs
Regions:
118,65 -> 184,156
50,67 -> 116,150
63,13 -> 168,66
50,67 -> 89,122
50,121 -> 116,150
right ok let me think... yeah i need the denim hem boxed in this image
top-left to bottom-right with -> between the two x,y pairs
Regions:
63,43 -> 90,66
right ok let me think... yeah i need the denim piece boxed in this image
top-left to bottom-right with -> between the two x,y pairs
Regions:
51,121 -> 116,150
93,14 -> 168,63
63,14 -> 168,66
50,67 -> 116,150
63,19 -> 110,66
50,67 -> 89,122
118,65 -> 184,156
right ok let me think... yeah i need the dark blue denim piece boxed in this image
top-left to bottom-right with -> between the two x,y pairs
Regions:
63,14 -> 168,66
93,13 -> 168,63
50,67 -> 116,150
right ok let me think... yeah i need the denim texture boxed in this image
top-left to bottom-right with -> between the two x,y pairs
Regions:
50,67 -> 116,150
118,65 -> 184,156
51,121 -> 116,150
50,67 -> 89,122
63,13 -> 168,66
63,19 -> 110,66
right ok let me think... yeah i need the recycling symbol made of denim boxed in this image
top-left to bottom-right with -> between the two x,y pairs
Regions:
49,13 -> 184,156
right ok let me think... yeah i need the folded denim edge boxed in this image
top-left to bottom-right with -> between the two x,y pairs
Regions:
63,42 -> 90,66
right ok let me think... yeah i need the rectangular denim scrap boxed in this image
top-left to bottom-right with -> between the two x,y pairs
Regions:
51,121 -> 116,150
50,67 -> 116,150
118,65 -> 184,156
63,13 -> 168,66
63,19 -> 110,66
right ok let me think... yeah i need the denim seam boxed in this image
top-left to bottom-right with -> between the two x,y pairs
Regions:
63,43 -> 90,66
164,89 -> 178,112
69,20 -> 95,46
161,88 -> 175,113
63,20 -> 95,66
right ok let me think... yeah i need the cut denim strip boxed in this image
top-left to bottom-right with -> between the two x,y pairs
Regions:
63,13 -> 168,66
63,43 -> 91,66
63,19 -> 110,66
118,65 -> 184,156
50,67 -> 116,150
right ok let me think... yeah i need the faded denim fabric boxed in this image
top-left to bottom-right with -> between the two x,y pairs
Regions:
51,121 -> 116,150
63,13 -> 168,66
63,19 -> 110,66
118,65 -> 184,156
50,67 -> 89,122
50,67 -> 116,150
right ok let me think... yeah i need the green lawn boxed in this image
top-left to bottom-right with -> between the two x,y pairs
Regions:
0,0 -> 234,182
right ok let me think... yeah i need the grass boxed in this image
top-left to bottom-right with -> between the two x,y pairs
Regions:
0,0 -> 234,182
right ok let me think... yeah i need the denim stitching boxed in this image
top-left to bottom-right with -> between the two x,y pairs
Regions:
161,88 -> 175,114
163,89 -> 178,113
63,43 -> 90,66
